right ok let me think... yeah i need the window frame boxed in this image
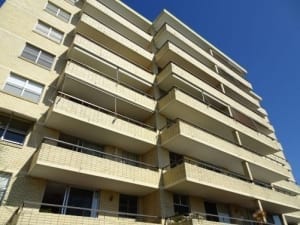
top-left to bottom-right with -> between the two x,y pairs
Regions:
0,114 -> 31,145
119,194 -> 138,218
3,73 -> 44,103
20,43 -> 55,70
173,194 -> 190,215
44,2 -> 71,23
0,172 -> 11,205
34,20 -> 64,43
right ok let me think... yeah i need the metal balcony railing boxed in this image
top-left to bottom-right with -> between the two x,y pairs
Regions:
162,118 -> 285,167
39,137 -> 158,171
66,59 -> 154,99
165,157 -> 295,197
56,91 -> 156,131
166,211 -> 275,225
8,201 -> 160,225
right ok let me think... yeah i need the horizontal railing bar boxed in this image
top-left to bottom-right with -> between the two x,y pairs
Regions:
56,91 -> 155,130
23,201 -> 159,219
67,59 -> 154,99
42,137 -> 158,170
165,158 -> 295,196
167,211 -> 275,225
162,117 -> 284,166
182,157 -> 252,183
64,74 -> 154,113
73,32 -> 153,80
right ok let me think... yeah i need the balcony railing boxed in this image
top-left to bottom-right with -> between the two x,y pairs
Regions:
67,59 -> 154,99
56,91 -> 155,131
164,157 -> 295,197
163,118 -> 284,167
9,201 -> 160,225
42,137 -> 158,170
166,211 -> 275,225
161,81 -> 272,142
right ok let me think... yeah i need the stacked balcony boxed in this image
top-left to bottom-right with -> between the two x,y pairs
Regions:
160,120 -> 289,183
163,158 -> 300,214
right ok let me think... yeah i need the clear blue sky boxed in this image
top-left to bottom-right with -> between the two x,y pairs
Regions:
123,0 -> 300,183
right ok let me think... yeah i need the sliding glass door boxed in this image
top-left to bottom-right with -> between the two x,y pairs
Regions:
41,182 -> 99,217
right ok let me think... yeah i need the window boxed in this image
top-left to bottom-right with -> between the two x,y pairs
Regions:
173,194 -> 190,215
204,202 -> 219,221
58,133 -> 103,157
169,152 -> 183,168
119,194 -> 138,218
3,73 -> 44,103
267,214 -> 283,225
40,182 -> 99,217
45,2 -> 71,22
0,172 -> 11,204
21,43 -> 55,69
0,114 -> 31,144
35,21 -> 64,43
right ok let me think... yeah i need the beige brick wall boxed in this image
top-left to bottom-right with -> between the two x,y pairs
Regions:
190,197 -> 205,214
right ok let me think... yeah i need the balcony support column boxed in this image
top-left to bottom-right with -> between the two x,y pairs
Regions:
220,83 -> 226,94
242,161 -> 253,181
281,214 -> 288,225
255,199 -> 267,223
233,130 -> 242,146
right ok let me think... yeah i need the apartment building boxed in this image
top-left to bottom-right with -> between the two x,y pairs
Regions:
0,0 -> 299,225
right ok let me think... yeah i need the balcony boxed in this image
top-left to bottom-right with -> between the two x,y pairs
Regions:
68,34 -> 155,92
157,63 -> 260,115
29,138 -> 159,195
285,211 -> 300,224
62,61 -> 155,120
45,93 -> 157,153
156,47 -> 272,132
12,202 -> 160,225
163,159 -> 300,213
153,10 -> 246,76
76,13 -> 153,71
273,180 -> 300,196
159,88 -> 279,155
160,120 -> 289,183
83,0 -> 152,50
154,23 -> 252,90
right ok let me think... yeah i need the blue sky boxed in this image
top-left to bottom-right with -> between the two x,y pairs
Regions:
123,0 -> 300,183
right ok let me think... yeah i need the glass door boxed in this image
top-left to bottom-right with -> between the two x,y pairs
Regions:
65,187 -> 94,217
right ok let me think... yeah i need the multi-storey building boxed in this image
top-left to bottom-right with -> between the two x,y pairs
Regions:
0,0 -> 299,225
